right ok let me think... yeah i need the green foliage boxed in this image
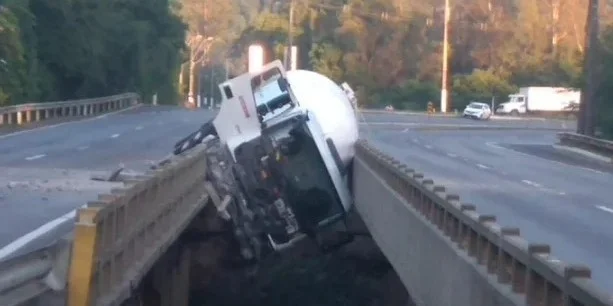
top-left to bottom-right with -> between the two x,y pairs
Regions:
0,0 -> 185,105
233,0 -> 597,111
372,80 -> 439,110
452,70 -> 517,109
0,0 -> 30,105
595,24 -> 613,139
309,42 -> 344,83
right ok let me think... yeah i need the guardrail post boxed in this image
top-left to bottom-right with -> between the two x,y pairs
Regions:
17,111 -> 23,125
0,113 -> 4,125
526,244 -> 551,305
25,110 -> 32,123
68,207 -> 101,306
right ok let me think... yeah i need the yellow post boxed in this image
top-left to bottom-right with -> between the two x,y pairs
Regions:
68,207 -> 101,306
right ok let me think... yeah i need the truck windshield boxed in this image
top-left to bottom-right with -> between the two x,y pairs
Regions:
254,80 -> 286,107
251,68 -> 293,122
509,95 -> 525,103
253,80 -> 292,121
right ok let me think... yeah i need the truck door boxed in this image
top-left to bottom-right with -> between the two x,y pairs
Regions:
517,96 -> 527,113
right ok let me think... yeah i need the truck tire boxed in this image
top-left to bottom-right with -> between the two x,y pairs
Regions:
510,110 -> 519,116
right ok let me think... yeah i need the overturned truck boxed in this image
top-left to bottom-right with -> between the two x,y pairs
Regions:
174,60 -> 359,262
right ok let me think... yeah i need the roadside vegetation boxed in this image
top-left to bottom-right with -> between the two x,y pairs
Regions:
1,0 -> 613,135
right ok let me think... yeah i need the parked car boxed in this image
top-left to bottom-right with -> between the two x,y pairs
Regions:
463,102 -> 492,120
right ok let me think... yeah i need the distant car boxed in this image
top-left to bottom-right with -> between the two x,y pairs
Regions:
463,102 -> 492,120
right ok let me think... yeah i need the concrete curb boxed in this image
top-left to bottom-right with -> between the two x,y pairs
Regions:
359,109 -> 573,122
359,122 -> 573,132
553,144 -> 613,164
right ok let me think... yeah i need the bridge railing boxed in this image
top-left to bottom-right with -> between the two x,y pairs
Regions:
353,140 -> 612,306
0,93 -> 140,126
558,132 -> 613,161
68,144 -> 209,306
0,144 -> 211,306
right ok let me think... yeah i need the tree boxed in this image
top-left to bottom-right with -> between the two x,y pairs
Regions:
179,0 -> 242,104
0,0 -> 185,105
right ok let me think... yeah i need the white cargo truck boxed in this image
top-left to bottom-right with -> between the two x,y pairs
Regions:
495,87 -> 581,116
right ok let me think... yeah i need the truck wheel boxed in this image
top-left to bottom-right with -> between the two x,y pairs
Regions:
510,110 -> 519,116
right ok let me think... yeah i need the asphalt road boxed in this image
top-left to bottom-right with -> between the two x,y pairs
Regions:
360,112 -> 613,293
0,105 -> 214,260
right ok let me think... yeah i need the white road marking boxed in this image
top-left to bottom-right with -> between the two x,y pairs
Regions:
135,126 -> 143,130
519,179 -> 565,195
25,154 -> 46,161
402,128 -> 409,133
0,104 -> 142,140
424,145 -> 433,149
446,153 -> 457,158
476,163 -> 490,169
521,179 -> 542,188
596,206 -> 613,214
0,206 -> 83,260
485,142 -> 504,150
77,146 -> 89,151
111,133 -> 120,138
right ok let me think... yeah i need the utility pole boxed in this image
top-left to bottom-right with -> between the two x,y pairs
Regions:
285,0 -> 295,70
578,0 -> 599,135
225,59 -> 229,80
440,0 -> 451,113
209,68 -> 215,108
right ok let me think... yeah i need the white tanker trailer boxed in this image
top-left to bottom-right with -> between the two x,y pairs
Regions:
173,60 -> 359,261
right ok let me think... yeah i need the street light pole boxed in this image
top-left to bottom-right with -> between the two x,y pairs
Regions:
440,0 -> 451,113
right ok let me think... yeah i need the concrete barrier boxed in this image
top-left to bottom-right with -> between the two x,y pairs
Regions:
352,140 -> 612,306
0,93 -> 140,126
558,132 -> 613,163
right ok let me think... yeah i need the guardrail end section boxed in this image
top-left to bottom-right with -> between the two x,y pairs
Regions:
44,237 -> 73,291
68,207 -> 101,306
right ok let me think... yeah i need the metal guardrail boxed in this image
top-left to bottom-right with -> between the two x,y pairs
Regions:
355,140 -> 613,306
0,93 -> 140,126
0,144 -> 211,306
0,238 -> 72,306
67,143 -> 210,306
558,132 -> 613,161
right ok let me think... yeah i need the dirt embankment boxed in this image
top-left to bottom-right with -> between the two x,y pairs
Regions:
186,209 -> 414,306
